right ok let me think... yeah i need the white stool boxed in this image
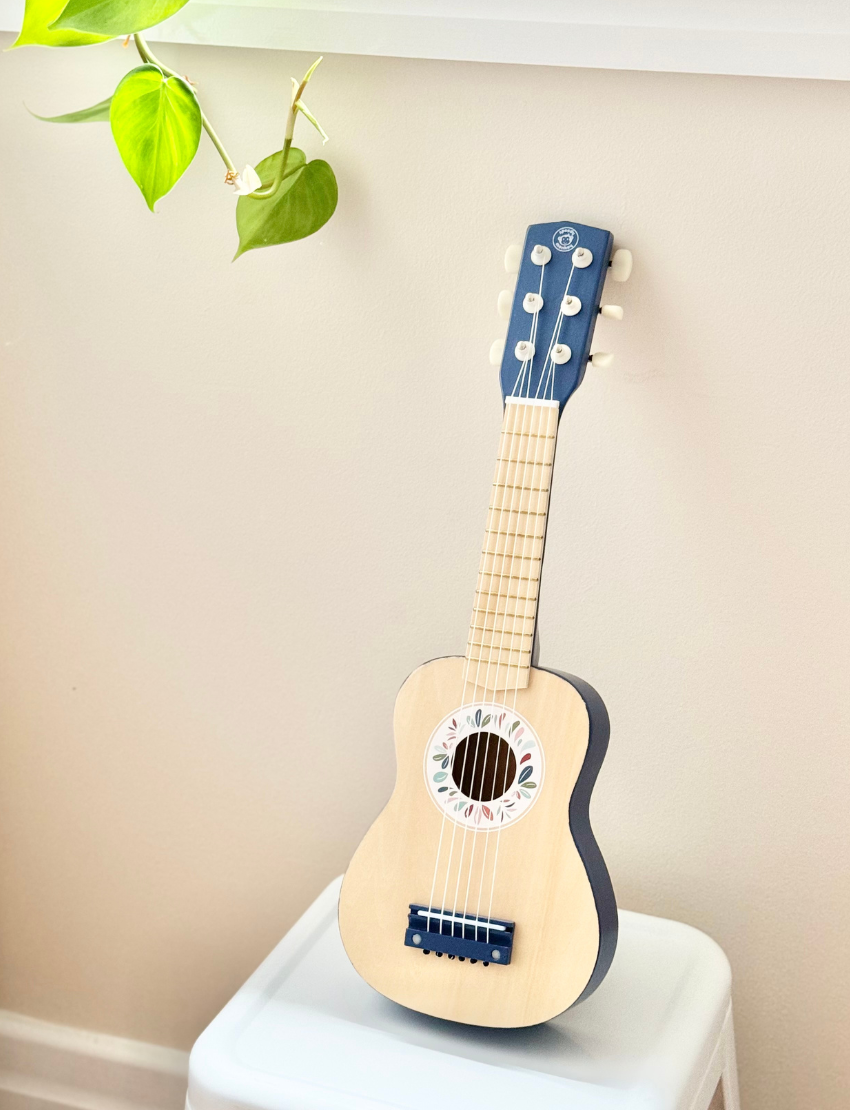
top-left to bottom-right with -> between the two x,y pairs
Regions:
187,876 -> 740,1110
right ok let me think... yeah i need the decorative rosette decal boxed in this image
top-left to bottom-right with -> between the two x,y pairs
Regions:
423,703 -> 544,830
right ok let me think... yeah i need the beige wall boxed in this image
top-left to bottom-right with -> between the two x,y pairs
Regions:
1,35 -> 849,1109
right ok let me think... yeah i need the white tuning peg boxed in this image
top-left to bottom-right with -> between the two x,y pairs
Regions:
599,304 -> 624,320
609,248 -> 633,282
504,244 -> 522,275
489,338 -> 506,366
497,289 -> 513,319
591,351 -> 614,369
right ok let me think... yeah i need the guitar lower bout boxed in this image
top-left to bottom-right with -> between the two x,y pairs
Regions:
338,655 -> 617,1028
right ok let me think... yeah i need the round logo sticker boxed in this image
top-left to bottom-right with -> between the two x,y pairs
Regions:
552,226 -> 579,253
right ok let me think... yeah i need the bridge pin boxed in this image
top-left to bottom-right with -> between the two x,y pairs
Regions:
483,961 -> 490,967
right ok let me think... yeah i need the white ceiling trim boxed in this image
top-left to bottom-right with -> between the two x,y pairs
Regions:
2,0 -> 849,80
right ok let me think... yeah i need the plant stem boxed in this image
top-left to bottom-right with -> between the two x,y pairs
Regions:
248,60 -> 321,199
133,34 -> 236,174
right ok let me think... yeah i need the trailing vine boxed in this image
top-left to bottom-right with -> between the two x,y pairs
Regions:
14,0 -> 337,259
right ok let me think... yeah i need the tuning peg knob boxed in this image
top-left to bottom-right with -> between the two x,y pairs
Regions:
497,289 -> 513,319
591,351 -> 614,369
609,249 -> 633,282
599,304 -> 624,320
489,338 -> 506,366
504,244 -> 522,275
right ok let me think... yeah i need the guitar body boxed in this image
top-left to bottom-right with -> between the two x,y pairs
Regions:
338,655 -> 617,1027
339,220 -> 632,1027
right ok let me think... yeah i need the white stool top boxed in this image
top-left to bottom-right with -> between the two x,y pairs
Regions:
188,876 -> 732,1110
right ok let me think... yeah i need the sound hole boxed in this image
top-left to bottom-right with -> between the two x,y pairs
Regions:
451,733 -> 517,802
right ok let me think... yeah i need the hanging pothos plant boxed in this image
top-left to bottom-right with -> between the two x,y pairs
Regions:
13,0 -> 338,259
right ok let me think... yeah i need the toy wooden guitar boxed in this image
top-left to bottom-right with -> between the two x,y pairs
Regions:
339,221 -> 632,1027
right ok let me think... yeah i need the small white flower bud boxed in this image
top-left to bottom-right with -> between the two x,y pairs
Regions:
232,164 -> 262,195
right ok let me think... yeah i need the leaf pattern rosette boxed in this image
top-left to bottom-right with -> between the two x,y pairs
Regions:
423,703 -> 544,831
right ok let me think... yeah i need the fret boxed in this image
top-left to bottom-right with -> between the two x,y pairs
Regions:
466,652 -> 532,670
470,626 -> 537,643
501,431 -> 557,441
473,600 -> 538,621
472,601 -> 537,618
466,652 -> 532,661
480,553 -> 541,576
469,615 -> 536,634
484,526 -> 547,537
466,648 -> 532,662
487,503 -> 550,522
481,524 -> 547,541
483,532 -> 546,552
480,537 -> 545,560
473,605 -> 533,616
475,587 -> 538,599
495,458 -> 553,470
475,593 -> 538,615
467,630 -> 534,650
475,572 -> 539,582
497,452 -> 554,466
493,464 -> 553,487
485,509 -> 548,525
467,649 -> 532,661
490,490 -> 550,513
475,577 -> 539,596
493,483 -> 549,491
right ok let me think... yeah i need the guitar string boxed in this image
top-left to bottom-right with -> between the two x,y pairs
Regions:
468,394 -> 547,941
455,338 -> 541,937
535,260 -> 575,401
484,306 -> 564,939
479,406 -> 550,943
424,263 -> 542,938
480,396 -> 549,941
452,263 -> 546,934
423,415 -> 512,935
453,263 -> 547,937
465,348 -> 548,937
438,399 -> 525,936
484,264 -> 576,939
471,264 -> 566,941
422,243 -> 573,947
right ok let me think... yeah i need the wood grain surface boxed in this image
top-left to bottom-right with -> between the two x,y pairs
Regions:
338,655 -> 601,1027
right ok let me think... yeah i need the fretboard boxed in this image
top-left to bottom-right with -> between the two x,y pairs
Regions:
464,397 -> 559,692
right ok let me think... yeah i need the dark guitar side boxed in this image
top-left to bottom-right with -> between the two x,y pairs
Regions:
543,667 -> 618,1005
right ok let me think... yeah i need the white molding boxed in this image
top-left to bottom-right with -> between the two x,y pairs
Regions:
3,0 -> 850,80
0,1009 -> 188,1110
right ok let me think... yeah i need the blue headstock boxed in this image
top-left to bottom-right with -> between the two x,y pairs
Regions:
499,220 -> 615,413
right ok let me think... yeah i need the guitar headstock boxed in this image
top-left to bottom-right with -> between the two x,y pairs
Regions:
492,220 -> 631,413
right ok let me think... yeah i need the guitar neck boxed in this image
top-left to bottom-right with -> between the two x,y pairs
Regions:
465,397 -> 559,692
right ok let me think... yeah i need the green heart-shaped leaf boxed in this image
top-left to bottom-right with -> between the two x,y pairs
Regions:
29,96 -> 112,123
110,65 -> 200,211
234,147 -> 337,259
13,0 -> 110,45
51,0 -> 190,36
